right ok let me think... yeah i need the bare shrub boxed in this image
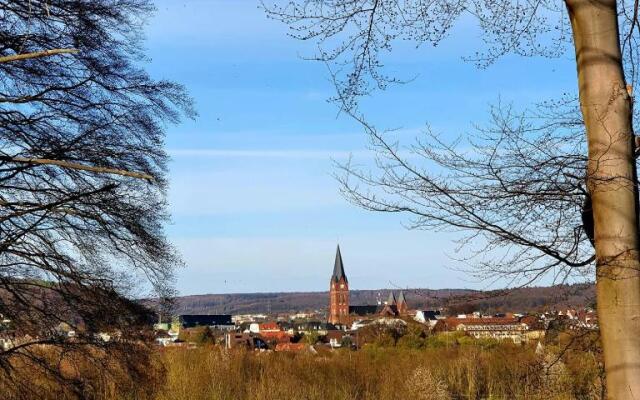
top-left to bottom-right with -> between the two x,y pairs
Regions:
405,367 -> 451,400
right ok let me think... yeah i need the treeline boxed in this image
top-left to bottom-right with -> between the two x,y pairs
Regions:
172,283 -> 595,315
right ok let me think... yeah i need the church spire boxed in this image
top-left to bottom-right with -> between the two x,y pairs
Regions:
397,290 -> 407,305
386,291 -> 397,305
397,290 -> 408,314
331,245 -> 348,283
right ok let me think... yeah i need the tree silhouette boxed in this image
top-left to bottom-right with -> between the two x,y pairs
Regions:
0,1 -> 193,398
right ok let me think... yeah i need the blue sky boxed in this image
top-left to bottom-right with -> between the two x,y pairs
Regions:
143,0 -> 577,296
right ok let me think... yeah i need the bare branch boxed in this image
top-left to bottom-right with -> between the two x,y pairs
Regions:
0,48 -> 78,64
1,156 -> 154,181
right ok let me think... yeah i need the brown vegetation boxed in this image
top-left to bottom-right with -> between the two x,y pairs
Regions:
1,342 -> 164,400
1,331 -> 603,400
157,340 -> 601,400
0,1 -> 192,397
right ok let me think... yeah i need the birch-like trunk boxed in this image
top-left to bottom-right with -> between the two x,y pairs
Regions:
566,0 -> 640,397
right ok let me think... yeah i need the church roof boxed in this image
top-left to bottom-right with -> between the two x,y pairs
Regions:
179,314 -> 232,328
331,245 -> 348,283
349,305 -> 383,316
380,304 -> 399,316
397,290 -> 407,305
386,292 -> 397,305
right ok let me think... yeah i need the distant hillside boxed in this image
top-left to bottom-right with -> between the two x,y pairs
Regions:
173,283 -> 595,315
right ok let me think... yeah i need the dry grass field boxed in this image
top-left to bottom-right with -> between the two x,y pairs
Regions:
2,333 -> 603,400
157,337 -> 602,400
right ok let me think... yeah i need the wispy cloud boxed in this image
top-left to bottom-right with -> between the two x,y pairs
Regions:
168,167 -> 345,217
168,149 -> 371,159
172,233 -> 464,295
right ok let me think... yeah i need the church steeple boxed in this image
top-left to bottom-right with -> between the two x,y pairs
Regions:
397,290 -> 406,305
329,245 -> 349,326
331,245 -> 348,283
386,291 -> 397,305
397,290 -> 408,314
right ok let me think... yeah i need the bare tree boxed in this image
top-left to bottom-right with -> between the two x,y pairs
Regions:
265,0 -> 640,396
336,99 -> 594,284
0,1 -> 193,398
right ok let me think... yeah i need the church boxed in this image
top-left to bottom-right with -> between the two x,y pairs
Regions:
328,245 -> 410,326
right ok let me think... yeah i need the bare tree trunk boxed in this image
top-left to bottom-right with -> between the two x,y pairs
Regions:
566,0 -> 640,397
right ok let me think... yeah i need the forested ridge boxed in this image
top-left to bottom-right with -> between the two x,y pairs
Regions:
173,283 -> 594,315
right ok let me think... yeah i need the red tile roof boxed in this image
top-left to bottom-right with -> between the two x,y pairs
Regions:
259,322 -> 281,332
275,342 -> 307,352
259,331 -> 292,343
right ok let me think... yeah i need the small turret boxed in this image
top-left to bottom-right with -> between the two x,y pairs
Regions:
397,290 -> 408,314
386,291 -> 397,305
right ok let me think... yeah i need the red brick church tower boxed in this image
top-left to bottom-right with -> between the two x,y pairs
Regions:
329,245 -> 349,325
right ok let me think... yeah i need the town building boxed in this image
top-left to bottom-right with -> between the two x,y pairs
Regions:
275,342 -> 304,352
225,332 -> 268,350
232,314 -> 268,324
328,245 -> 413,327
256,321 -> 280,333
414,310 -> 443,327
433,315 -> 545,344
179,314 -> 235,330
325,330 -> 347,348
348,305 -> 383,317
294,321 -> 336,335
